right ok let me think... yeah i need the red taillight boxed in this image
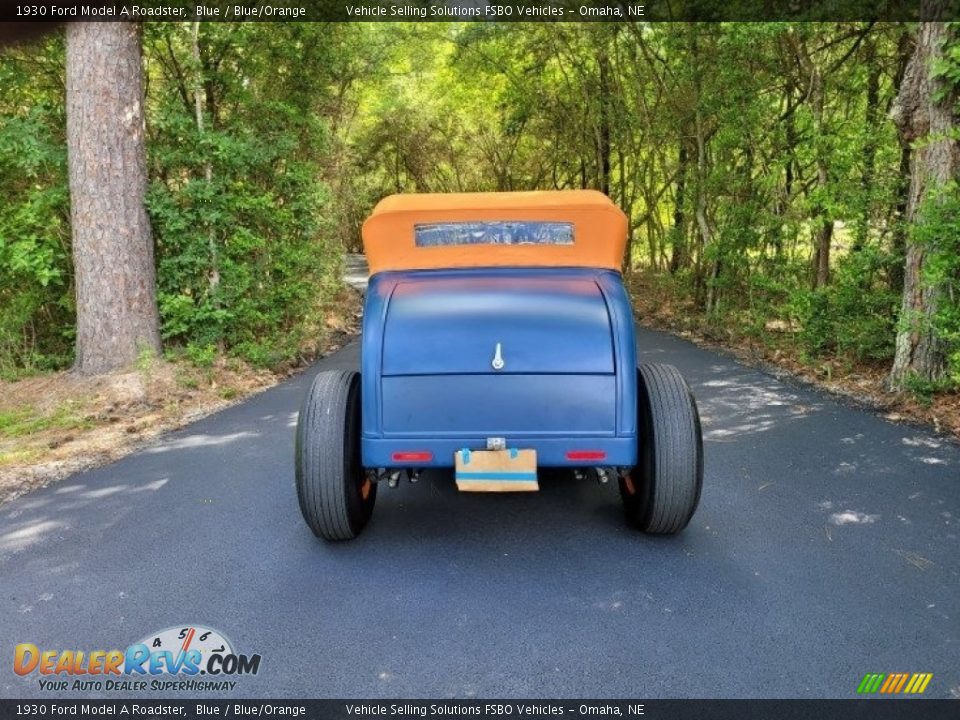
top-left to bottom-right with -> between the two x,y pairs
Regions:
391,451 -> 433,463
565,450 -> 607,461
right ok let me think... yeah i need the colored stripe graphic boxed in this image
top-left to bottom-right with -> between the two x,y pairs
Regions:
857,672 -> 932,694
893,674 -> 909,693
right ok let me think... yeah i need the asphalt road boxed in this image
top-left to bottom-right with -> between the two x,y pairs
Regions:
2,328 -> 958,700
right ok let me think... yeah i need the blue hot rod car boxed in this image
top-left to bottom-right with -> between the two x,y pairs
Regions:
296,190 -> 703,540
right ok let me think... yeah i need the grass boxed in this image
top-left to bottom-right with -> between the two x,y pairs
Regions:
0,447 -> 44,467
0,402 -> 94,439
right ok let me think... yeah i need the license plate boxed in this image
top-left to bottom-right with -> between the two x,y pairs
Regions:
455,448 -> 538,492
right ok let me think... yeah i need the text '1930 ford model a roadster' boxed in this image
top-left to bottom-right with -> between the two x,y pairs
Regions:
295,190 -> 703,540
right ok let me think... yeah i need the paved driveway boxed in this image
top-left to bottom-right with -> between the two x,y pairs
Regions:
2,328 -> 957,698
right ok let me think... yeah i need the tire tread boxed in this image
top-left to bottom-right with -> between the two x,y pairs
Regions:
295,369 -> 373,540
628,363 -> 703,534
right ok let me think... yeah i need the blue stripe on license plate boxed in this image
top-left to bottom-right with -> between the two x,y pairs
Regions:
454,471 -> 537,481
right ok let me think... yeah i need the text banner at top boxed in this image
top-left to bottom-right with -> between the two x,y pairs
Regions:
2,0 -> 959,22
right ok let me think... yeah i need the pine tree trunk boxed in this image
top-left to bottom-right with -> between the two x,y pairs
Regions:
66,22 -> 161,375
888,17 -> 960,389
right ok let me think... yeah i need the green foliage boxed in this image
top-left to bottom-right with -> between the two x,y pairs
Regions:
0,21 -> 957,406
789,246 -> 900,363
901,373 -> 953,408
0,42 -> 73,376
144,23 -> 344,367
146,111 -> 340,365
933,23 -> 960,107
185,342 -> 217,368
0,25 -> 349,376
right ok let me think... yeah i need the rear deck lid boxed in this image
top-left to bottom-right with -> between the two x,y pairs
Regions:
381,275 -> 614,376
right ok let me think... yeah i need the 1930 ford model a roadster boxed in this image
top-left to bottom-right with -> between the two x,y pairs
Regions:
296,190 -> 703,540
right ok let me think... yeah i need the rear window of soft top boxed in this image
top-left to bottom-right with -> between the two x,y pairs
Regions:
414,221 -> 574,247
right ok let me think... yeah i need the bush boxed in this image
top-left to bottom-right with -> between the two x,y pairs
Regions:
0,107 -> 73,377
185,343 -> 217,368
147,101 -> 343,368
790,245 -> 900,363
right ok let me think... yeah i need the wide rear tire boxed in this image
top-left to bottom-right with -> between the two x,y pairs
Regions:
295,369 -> 375,541
620,363 -> 703,534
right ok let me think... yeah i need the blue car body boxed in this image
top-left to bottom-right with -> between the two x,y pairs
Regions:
360,266 -> 638,469
295,191 -> 701,540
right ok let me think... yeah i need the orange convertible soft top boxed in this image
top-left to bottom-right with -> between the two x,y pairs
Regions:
362,190 -> 628,275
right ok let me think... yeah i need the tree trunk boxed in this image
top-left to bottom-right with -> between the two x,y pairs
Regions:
66,22 -> 161,375
597,47 -> 612,197
695,116 -> 717,311
813,212 -> 833,289
793,32 -> 832,289
192,21 -> 221,300
888,17 -> 959,389
887,26 -> 916,295
853,34 -> 881,253
669,141 -> 688,274
888,141 -> 912,293
776,76 -> 798,262
688,23 -> 717,310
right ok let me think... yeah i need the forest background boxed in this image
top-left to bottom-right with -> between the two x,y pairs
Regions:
1,21 -> 959,465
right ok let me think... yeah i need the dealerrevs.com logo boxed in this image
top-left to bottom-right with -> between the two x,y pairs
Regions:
14,625 -> 261,692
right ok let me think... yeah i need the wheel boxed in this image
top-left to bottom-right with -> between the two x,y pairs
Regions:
620,363 -> 703,534
295,369 -> 375,540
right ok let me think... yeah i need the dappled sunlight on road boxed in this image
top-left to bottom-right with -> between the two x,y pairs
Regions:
0,519 -> 66,554
693,370 -> 822,442
686,360 -> 957,486
902,435 -> 943,448
817,500 -> 882,528
898,435 -> 955,467
0,477 -> 169,555
143,430 -> 258,454
828,510 -> 880,525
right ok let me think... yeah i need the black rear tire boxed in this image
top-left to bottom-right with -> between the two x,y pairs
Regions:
620,363 -> 703,534
295,369 -> 375,541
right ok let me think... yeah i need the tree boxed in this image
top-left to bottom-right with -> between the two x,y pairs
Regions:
3,21 -> 954,393
888,17 -> 960,389
789,29 -> 833,289
145,22 -> 343,365
66,22 -> 161,375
